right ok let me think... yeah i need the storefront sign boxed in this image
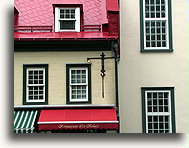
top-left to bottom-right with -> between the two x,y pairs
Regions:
58,124 -> 99,129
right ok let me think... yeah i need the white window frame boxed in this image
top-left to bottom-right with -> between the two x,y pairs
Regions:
55,7 -> 80,32
69,67 -> 88,102
26,68 -> 45,103
145,90 -> 172,133
143,0 -> 169,50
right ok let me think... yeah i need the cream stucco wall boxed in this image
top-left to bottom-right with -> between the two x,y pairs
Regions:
119,0 -> 189,133
14,51 -> 116,106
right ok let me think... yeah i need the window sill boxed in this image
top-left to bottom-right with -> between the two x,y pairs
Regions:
66,101 -> 91,104
57,30 -> 78,32
23,102 -> 48,105
141,49 -> 173,52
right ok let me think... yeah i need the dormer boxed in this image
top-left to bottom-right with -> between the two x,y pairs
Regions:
53,4 -> 83,32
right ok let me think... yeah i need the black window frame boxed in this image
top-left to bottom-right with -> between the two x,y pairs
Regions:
66,63 -> 91,104
23,64 -> 48,105
141,87 -> 176,133
140,0 -> 173,52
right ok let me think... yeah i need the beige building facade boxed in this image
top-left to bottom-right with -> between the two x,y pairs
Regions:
14,51 -> 116,106
14,0 -> 120,133
119,0 -> 189,133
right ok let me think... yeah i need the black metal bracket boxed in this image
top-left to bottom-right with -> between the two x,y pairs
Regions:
87,52 -> 115,77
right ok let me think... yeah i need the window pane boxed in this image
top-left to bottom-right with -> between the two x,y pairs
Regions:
147,99 -> 152,105
27,68 -> 45,102
60,21 -> 75,30
70,68 -> 88,101
71,85 -> 87,100
39,96 -> 43,100
143,0 -> 169,49
29,96 -> 33,100
145,89 -> 172,133
71,14 -> 75,18
71,9 -> 75,13
153,92 -> 157,98
66,9 -> 70,13
60,14 -> 64,19
71,69 -> 87,84
60,9 -> 64,13
156,0 -> 160,4
146,42 -> 150,47
150,0 -> 154,4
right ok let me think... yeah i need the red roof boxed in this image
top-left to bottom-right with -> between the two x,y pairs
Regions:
15,0 -> 119,26
38,109 -> 118,130
14,32 -> 118,40
14,0 -> 119,39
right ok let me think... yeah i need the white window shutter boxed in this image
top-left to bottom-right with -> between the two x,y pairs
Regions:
75,7 -> 80,32
55,7 -> 59,32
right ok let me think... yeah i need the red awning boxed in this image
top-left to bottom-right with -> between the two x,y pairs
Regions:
38,108 -> 118,130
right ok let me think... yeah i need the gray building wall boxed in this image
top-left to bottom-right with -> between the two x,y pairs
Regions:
119,0 -> 189,133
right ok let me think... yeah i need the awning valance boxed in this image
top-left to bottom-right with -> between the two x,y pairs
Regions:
14,110 -> 38,133
38,108 -> 118,130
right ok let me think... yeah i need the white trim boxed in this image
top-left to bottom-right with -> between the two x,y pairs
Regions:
69,67 -> 88,102
75,7 -> 80,32
26,68 -> 45,103
145,89 -> 172,133
14,104 -> 115,108
55,7 -> 59,32
143,0 -> 169,49
38,121 -> 119,124
168,90 -> 172,132
55,7 -> 80,32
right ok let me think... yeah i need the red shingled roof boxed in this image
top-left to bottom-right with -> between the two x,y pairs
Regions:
14,0 -> 119,26
14,0 -> 119,39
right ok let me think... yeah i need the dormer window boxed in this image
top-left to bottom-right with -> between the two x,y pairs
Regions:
55,7 -> 80,32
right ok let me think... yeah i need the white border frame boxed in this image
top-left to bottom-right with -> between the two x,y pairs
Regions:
26,68 -> 45,103
145,90 -> 172,133
55,7 -> 80,32
69,67 -> 88,102
143,0 -> 169,50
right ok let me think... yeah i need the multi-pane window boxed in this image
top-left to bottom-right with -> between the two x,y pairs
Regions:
60,8 -> 76,30
142,88 -> 175,133
55,7 -> 80,32
27,68 -> 45,102
141,0 -> 172,51
70,68 -> 88,102
23,64 -> 48,105
66,64 -> 91,104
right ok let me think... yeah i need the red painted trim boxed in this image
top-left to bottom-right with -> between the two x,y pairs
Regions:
14,32 -> 118,40
14,38 -> 117,41
106,0 -> 119,12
